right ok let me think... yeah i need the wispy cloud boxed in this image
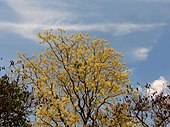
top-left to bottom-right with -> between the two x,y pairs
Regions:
0,22 -> 165,40
0,22 -> 57,39
1,0 -> 74,39
65,23 -> 165,36
0,0 -> 164,40
0,0 -> 167,62
6,0 -> 74,23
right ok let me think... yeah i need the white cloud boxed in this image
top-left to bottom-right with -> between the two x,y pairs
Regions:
147,76 -> 169,96
0,21 -> 165,40
132,47 -> 151,61
6,0 -> 73,23
0,22 -> 54,39
0,0 -> 164,40
1,0 -> 74,40
65,23 -> 165,36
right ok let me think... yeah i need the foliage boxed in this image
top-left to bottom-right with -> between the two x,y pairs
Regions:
0,72 -> 33,127
125,83 -> 170,127
16,29 -> 135,127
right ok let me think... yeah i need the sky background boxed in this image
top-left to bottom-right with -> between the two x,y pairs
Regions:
0,0 -> 170,92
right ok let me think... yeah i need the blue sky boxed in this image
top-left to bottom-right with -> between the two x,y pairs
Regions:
0,0 -> 170,92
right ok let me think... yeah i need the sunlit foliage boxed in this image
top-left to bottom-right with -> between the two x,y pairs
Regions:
16,29 -> 136,126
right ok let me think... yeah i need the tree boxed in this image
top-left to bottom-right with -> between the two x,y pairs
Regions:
125,83 -> 170,127
0,72 -> 33,127
17,29 -> 136,127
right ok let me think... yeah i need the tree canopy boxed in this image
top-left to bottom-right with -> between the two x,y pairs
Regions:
16,29 -> 136,127
13,29 -> 170,127
127,84 -> 170,127
0,73 -> 32,127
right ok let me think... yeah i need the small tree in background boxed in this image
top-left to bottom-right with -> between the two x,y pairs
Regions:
16,29 -> 137,126
0,61 -> 33,127
125,83 -> 170,127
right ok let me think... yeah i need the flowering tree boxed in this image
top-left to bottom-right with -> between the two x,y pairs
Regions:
17,29 -> 135,126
